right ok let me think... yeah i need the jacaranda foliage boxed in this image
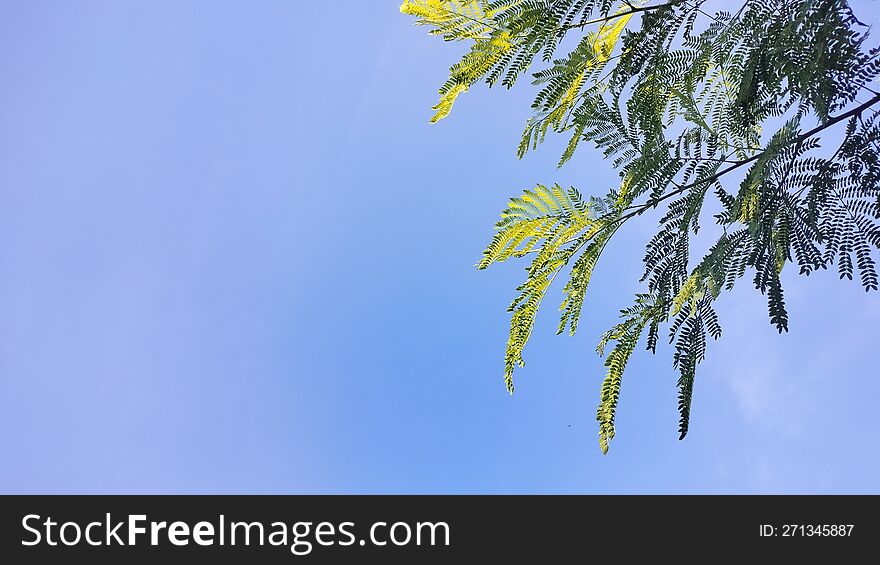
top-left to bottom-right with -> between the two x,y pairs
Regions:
401,0 -> 880,453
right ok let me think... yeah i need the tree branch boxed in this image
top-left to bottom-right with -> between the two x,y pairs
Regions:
619,92 -> 880,221
560,1 -> 683,31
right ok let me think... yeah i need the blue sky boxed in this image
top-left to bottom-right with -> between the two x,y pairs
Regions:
1,1 -> 878,493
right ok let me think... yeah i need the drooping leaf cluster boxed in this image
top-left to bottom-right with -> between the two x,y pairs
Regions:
402,0 -> 880,452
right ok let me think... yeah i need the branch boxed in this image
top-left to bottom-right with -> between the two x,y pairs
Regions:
621,92 -> 880,220
560,1 -> 683,31
549,94 -> 880,272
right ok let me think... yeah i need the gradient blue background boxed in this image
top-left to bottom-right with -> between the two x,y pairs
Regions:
1,1 -> 878,493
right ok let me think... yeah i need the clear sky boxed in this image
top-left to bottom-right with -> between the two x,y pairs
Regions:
1,1 -> 878,494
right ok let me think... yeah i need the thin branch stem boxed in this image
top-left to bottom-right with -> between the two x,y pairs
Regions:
860,83 -> 880,96
618,92 -> 880,220
560,1 -> 682,31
